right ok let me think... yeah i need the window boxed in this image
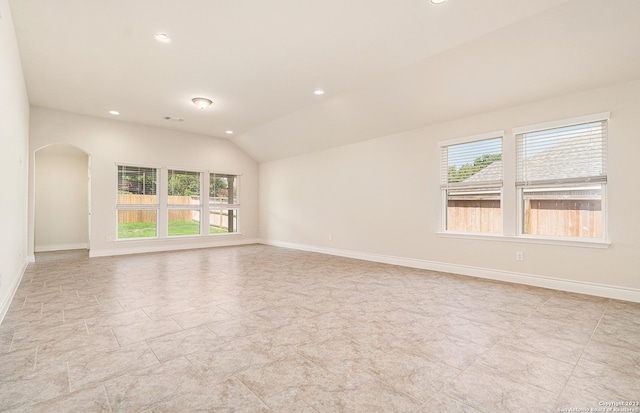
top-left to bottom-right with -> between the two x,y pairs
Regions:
168,169 -> 202,236
209,173 -> 239,234
516,116 -> 607,239
440,133 -> 503,233
116,165 -> 159,239
115,166 -> 240,240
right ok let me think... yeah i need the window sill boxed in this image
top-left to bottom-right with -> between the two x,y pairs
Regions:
115,232 -> 243,243
437,231 -> 611,249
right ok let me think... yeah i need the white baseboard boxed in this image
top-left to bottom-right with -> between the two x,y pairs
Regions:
262,239 -> 640,303
90,237 -> 261,258
35,243 -> 88,253
0,259 -> 28,325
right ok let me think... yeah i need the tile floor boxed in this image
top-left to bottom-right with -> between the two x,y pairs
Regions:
0,245 -> 639,412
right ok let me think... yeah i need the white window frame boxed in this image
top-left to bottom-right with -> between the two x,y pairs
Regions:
514,112 -> 609,243
166,168 -> 205,237
115,163 -> 161,240
115,166 -> 242,241
208,172 -> 241,235
439,131 -> 504,235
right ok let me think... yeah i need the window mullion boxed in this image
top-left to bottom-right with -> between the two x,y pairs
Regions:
201,172 -> 210,235
158,167 -> 168,238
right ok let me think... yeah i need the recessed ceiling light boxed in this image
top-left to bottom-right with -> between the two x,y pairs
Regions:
192,97 -> 213,110
313,89 -> 325,95
109,110 -> 120,115
153,33 -> 171,43
225,130 -> 234,135
431,0 -> 447,4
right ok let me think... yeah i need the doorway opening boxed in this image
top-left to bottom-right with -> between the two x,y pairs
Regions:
34,144 -> 91,254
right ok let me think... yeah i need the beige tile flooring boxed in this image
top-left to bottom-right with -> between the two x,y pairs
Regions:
1,245 -> 639,412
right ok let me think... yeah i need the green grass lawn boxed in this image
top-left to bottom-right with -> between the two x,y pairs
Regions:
118,221 -> 229,238
209,226 -> 228,234
118,222 -> 157,238
167,220 -> 200,236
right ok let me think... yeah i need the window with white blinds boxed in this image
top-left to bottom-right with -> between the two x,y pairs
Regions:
516,120 -> 607,187
115,166 -> 241,240
116,165 -> 160,239
439,134 -> 503,234
441,137 -> 503,189
117,165 -> 158,203
515,115 -> 608,240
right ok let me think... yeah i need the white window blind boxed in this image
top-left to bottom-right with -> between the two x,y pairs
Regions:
516,120 -> 607,187
440,137 -> 503,189
117,165 -> 158,202
116,165 -> 160,239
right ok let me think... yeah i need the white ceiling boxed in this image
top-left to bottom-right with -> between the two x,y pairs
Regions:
9,0 -> 640,162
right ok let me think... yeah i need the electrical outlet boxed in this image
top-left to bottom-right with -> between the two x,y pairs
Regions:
516,251 -> 524,261
329,234 -> 333,241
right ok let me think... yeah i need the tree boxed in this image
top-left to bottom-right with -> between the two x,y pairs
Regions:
168,173 -> 200,197
209,176 -> 229,199
448,153 -> 501,183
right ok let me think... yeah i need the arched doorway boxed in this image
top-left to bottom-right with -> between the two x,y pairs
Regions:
34,144 -> 90,253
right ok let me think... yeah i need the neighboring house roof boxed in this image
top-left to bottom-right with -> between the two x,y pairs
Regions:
463,160 -> 503,183
462,135 -> 604,184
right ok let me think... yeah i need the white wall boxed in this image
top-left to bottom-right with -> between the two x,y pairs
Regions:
28,107 -> 259,258
0,0 -> 30,321
260,80 -> 640,301
34,145 -> 88,252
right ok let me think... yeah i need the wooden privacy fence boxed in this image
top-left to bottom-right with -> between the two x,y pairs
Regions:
447,199 -> 601,237
523,199 -> 601,238
117,194 -> 196,223
117,194 -> 233,229
447,200 -> 501,233
209,209 -> 232,228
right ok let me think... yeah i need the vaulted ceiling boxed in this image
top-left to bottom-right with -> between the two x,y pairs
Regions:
10,0 -> 640,162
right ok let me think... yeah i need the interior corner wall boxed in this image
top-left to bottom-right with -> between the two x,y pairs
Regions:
34,146 -> 89,252
0,0 -> 30,322
259,80 -> 640,298
28,107 -> 260,258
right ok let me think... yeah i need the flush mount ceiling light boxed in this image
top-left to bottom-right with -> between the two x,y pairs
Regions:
225,130 -> 234,135
313,89 -> 325,95
192,97 -> 213,110
153,33 -> 171,43
108,110 -> 120,115
431,0 -> 447,3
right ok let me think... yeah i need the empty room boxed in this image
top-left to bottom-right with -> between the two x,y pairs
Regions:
1,0 -> 639,411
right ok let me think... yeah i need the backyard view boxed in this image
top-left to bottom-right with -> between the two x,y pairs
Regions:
117,220 -> 229,238
444,137 -> 503,233
444,121 -> 605,238
117,167 -> 238,239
